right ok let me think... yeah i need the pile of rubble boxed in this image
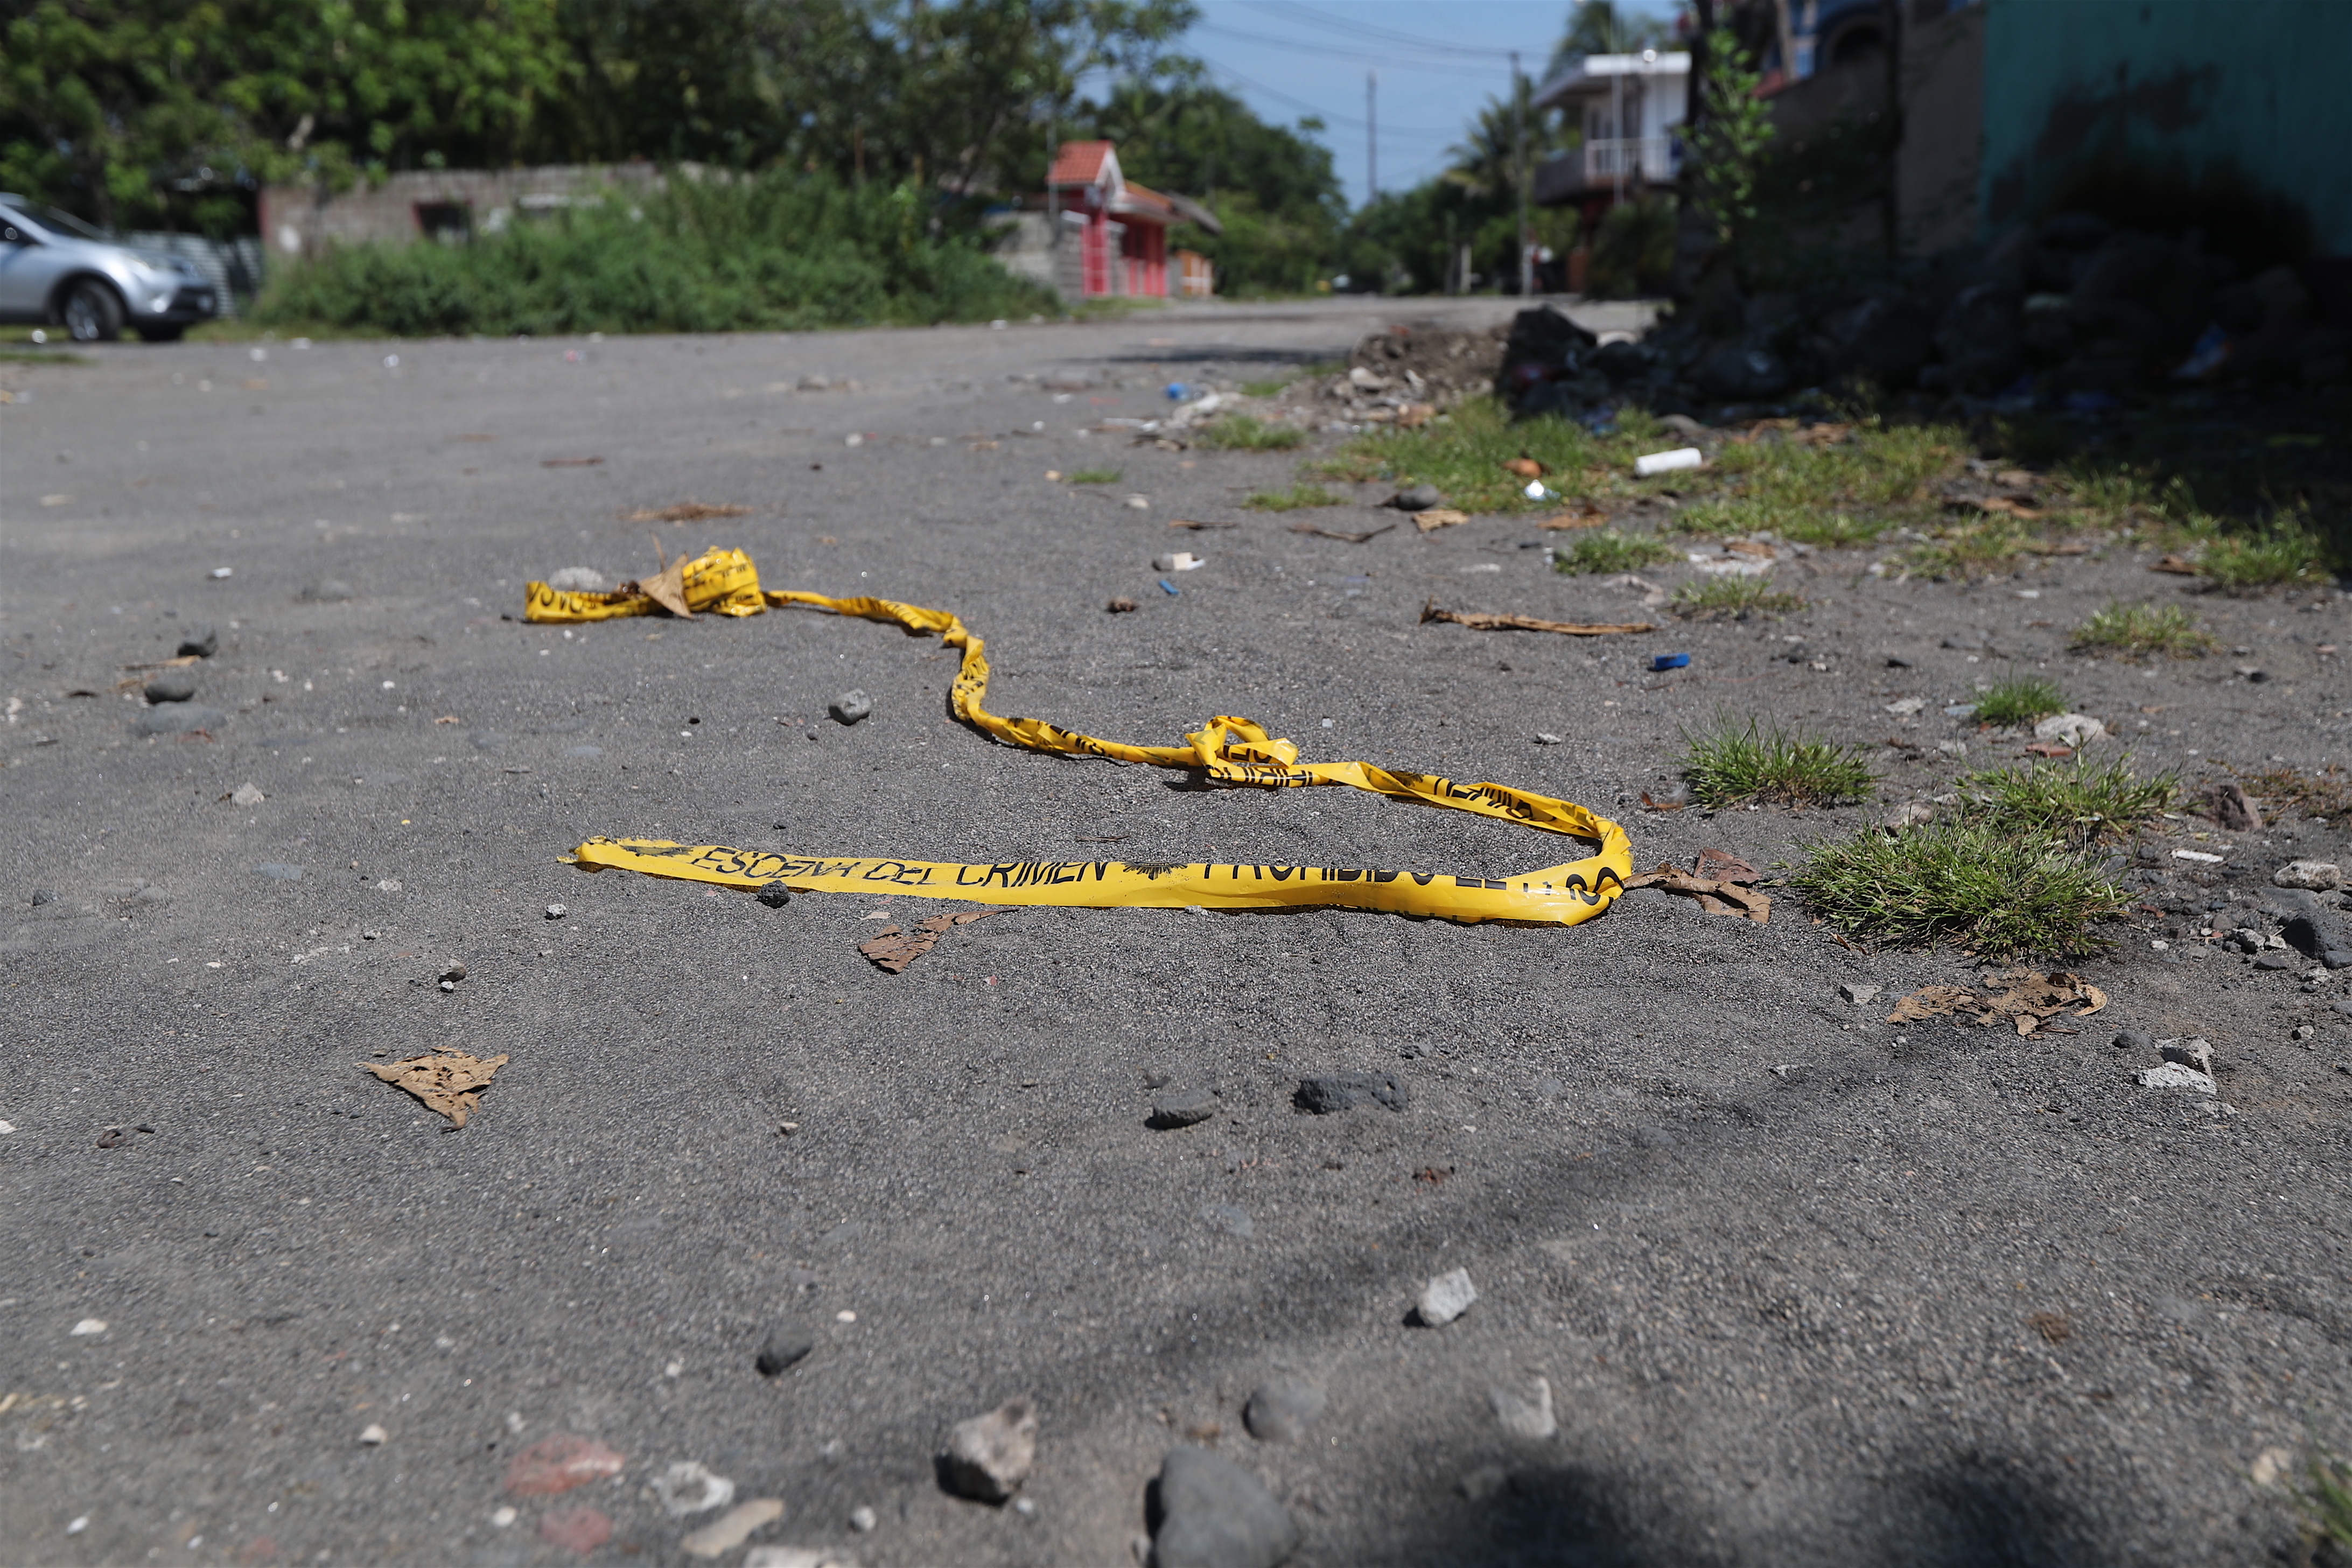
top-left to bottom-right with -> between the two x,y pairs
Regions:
1498,211 -> 2349,423
1307,321 -> 1509,426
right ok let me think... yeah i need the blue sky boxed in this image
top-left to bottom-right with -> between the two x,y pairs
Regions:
1172,1 -> 1633,209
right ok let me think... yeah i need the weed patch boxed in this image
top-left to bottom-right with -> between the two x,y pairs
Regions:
1243,483 -> 1346,512
1955,756 -> 2179,849
1791,822 -> 2126,956
1313,396 -> 1612,513
1969,676 -> 2066,730
1554,530 -> 1679,575
1681,716 -> 1876,808
1671,576 -> 1805,619
1194,415 -> 1305,452
2231,764 -> 2352,821
1911,517 -> 2029,578
2196,517 -> 2328,591
2071,601 -> 2216,659
1063,467 -> 1123,486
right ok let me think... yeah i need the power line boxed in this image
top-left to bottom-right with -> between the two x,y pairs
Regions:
1190,54 -> 1466,136
1241,0 -> 1523,60
1192,19 -> 1514,78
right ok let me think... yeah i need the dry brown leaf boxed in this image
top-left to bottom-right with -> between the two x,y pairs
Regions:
1639,789 -> 1686,812
362,1049 -> 508,1128
2022,741 -> 2074,759
1288,521 -> 1396,544
1419,600 -> 1653,637
1884,971 -> 2106,1035
2151,554 -> 2201,575
1622,862 -> 1770,924
1724,540 -> 1776,559
859,906 -> 1011,972
1502,457 -> 1546,479
1693,846 -> 1760,884
1412,508 -> 1471,533
1536,507 -> 1607,531
623,501 -> 752,523
619,555 -> 692,618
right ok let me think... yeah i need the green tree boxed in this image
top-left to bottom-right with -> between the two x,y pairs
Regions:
1684,23 -> 1774,247
1545,1 -> 1672,80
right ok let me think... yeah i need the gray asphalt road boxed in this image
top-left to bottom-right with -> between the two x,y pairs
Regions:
4,298 -> 2349,1568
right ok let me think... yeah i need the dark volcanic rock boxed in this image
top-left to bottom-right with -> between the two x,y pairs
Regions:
1149,1446 -> 1299,1568
1295,1073 -> 1408,1114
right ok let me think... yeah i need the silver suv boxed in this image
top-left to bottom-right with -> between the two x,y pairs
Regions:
0,197 -> 220,342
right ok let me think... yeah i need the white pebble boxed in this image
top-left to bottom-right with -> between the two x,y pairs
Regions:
491,1507 -> 517,1528
849,1507 -> 877,1532
359,1423 -> 388,1445
1417,1268 -> 1478,1326
545,903 -> 568,919
68,1318 -> 107,1336
66,1517 -> 88,1535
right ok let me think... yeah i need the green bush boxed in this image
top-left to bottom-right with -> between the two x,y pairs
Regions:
255,171 -> 1055,336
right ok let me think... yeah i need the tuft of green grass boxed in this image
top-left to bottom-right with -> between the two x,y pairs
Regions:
1671,575 -> 1806,619
1681,715 -> 1877,809
1312,395 -> 1601,512
2292,1439 -> 2352,1559
2071,601 -> 2216,659
2197,517 -> 2328,592
1194,415 -> 1305,452
1955,755 -> 2179,849
1910,517 -> 2029,578
1970,676 -> 2067,730
1553,529 -> 1680,575
1063,467 -> 1124,486
1242,482 -> 1345,512
1791,821 -> 2127,957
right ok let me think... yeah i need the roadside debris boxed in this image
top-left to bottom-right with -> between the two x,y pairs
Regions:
940,1397 -> 1037,1503
682,1500 -> 786,1559
228,782 -> 265,806
361,1049 -> 507,1127
1107,598 -> 1139,613
756,881 -> 793,907
2132,1037 -> 2218,1093
438,961 -> 467,990
1152,552 -> 1206,572
1167,518 -> 1237,530
1389,484 -> 1443,512
505,1433 -> 627,1496
1413,507 -> 1471,533
858,906 -> 1009,973
1149,1446 -> 1300,1568
1635,447 -> 1704,477
1650,653 -> 1691,671
653,1461 -> 736,1517
1623,850 -> 1771,924
1416,1268 -> 1478,1327
1287,521 -> 1395,544
1419,600 -> 1654,637
1886,971 -> 2108,1035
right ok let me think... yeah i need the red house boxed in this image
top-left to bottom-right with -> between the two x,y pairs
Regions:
1046,141 -> 1217,299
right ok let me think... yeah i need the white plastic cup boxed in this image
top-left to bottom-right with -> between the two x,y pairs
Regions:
1634,447 -> 1704,477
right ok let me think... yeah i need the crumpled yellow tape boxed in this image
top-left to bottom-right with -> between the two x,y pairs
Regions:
552,555 -> 1631,926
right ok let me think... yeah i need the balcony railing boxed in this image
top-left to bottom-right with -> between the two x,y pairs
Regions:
1584,137 -> 1679,185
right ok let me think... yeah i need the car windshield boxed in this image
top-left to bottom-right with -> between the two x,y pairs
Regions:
17,204 -> 108,241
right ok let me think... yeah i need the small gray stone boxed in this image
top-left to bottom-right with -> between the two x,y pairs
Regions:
2112,1028 -> 2155,1053
547,567 -> 610,592
1294,1073 -> 1407,1114
2134,1062 -> 2215,1093
255,862 -> 303,881
1488,1376 -> 1556,1440
304,579 -> 357,603
1633,1125 -> 1676,1149
829,690 -> 872,725
176,624 -> 218,658
1416,1268 -> 1477,1327
1242,1377 -> 1326,1444
1148,1089 -> 1218,1129
1838,982 -> 1880,1005
2254,950 -> 2299,971
2274,860 -> 2344,892
1458,1465 -> 1508,1502
229,782 -> 265,806
2161,1038 -> 2214,1072
2326,949 -> 2352,970
131,703 -> 226,737
756,882 -> 793,908
30,887 -> 57,906
544,903 -> 567,920
940,1397 -> 1036,1503
1200,1203 -> 1254,1240
755,1326 -> 815,1377
1390,484 -> 1443,512
1149,1446 -> 1299,1568
143,670 -> 195,703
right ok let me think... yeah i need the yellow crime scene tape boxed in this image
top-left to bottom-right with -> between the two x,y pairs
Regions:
531,548 -> 1632,926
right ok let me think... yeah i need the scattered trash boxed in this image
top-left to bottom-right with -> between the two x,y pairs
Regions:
1650,653 -> 1690,671
1639,783 -> 1689,811
682,1500 -> 786,1559
229,782 -> 265,806
547,568 -> 610,592
1623,851 -> 1770,924
209,567 -> 232,579
1535,733 -> 1565,745
505,1433 -> 627,1496
940,1397 -> 1038,1503
1149,1446 -> 1299,1568
1416,1269 -> 1478,1327
1419,601 -> 1654,637
1159,579 -> 1180,596
625,502 -> 751,523
2173,849 -> 2226,864
1885,971 -> 2108,1036
1634,447 -> 1704,477
1502,457 -> 1545,479
1288,521 -> 1396,544
2275,860 -> 2344,891
653,1461 -> 737,1518
858,906 -> 1010,973
1152,552 -> 1205,572
1489,1376 -> 1557,1439
1295,1073 -> 1408,1114
743,1549 -> 859,1568
1124,495 -> 1151,510
1412,507 -> 1471,533
1107,598 -> 1139,613
1885,697 -> 1926,717
361,1049 -> 508,1128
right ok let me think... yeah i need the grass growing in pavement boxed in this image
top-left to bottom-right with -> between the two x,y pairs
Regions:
1955,755 -> 2179,849
1707,421 -> 1961,517
1311,396 -> 1653,513
1675,496 -> 1893,548
1681,716 -> 1877,809
1970,676 -> 2067,729
1193,415 -> 1305,451
1242,482 -> 1346,511
1553,529 -> 1680,575
2071,601 -> 2217,658
2291,1440 -> 2352,1559
1909,517 -> 2031,578
2196,517 -> 2328,591
1791,821 -> 2127,956
1063,467 -> 1124,486
1671,576 -> 1806,619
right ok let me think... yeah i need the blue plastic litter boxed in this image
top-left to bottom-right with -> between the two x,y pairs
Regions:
1165,382 -> 1188,401
1650,652 -> 1690,671
1159,578 -> 1180,596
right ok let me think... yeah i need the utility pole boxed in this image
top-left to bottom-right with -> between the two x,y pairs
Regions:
1367,70 -> 1377,203
1045,110 -> 1060,295
1513,49 -> 1532,297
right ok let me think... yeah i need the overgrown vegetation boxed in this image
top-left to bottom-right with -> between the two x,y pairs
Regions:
2070,601 -> 2218,659
1193,415 -> 1304,452
2196,516 -> 2328,591
1552,529 -> 1678,575
1969,676 -> 2066,730
1791,822 -> 2127,957
1671,576 -> 1805,618
1241,483 -> 1344,512
1314,398 -> 1674,514
1955,756 -> 2179,849
257,172 -> 1054,334
1681,716 -> 1875,809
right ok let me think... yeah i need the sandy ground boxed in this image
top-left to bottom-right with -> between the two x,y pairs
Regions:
3,297 -> 2350,1568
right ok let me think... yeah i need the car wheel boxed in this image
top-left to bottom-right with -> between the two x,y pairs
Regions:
61,279 -> 124,342
135,323 -> 187,343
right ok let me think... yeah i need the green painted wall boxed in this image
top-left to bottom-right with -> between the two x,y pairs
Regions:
1980,0 -> 2352,253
